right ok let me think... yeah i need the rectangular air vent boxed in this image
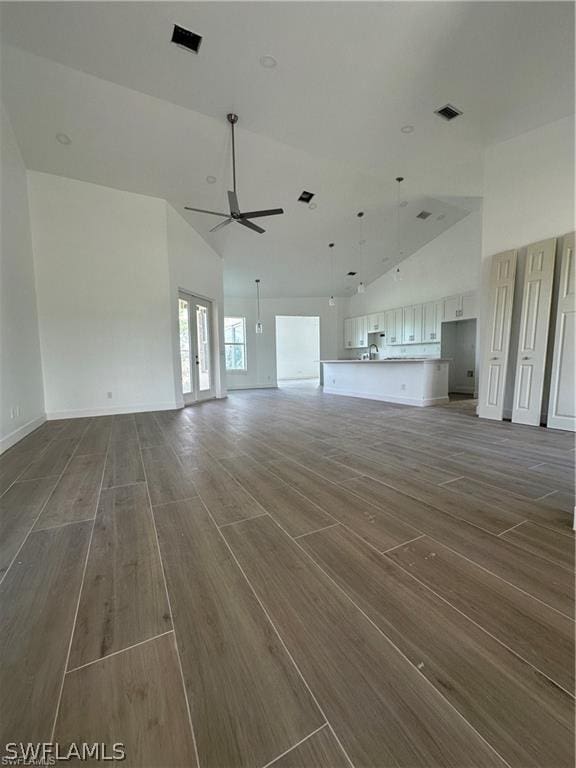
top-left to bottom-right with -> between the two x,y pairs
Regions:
434,104 -> 462,121
171,24 -> 202,54
298,191 -> 315,203
416,210 -> 432,220
347,271 -> 357,276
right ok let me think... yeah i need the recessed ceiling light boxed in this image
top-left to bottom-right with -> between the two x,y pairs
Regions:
206,175 -> 217,184
401,125 -> 414,134
259,55 -> 277,69
309,202 -> 317,210
298,190 -> 315,204
399,200 -> 408,208
56,133 -> 71,145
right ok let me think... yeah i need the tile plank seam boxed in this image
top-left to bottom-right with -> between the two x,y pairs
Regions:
191,494 -> 356,768
138,419 -> 202,768
260,722 -> 329,768
65,629 -> 175,675
49,422 -> 109,742
221,448 -> 574,696
261,455 -> 572,616
338,477 -> 575,621
0,424 -> 66,501
229,509 -> 512,768
0,423 -> 91,587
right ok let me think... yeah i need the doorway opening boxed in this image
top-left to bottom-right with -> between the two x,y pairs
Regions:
178,292 -> 215,404
275,316 -> 320,388
440,318 -> 478,402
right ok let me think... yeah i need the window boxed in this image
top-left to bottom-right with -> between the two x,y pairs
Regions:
224,317 -> 247,371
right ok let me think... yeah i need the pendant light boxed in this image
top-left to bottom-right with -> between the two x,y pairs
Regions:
394,177 -> 404,282
255,278 -> 263,334
328,242 -> 336,306
357,211 -> 366,293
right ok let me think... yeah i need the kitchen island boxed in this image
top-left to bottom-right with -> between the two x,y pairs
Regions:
321,358 -> 450,406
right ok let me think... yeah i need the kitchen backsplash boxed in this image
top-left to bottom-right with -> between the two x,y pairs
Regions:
341,342 -> 441,360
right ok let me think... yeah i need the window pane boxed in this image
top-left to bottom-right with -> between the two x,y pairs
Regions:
196,304 -> 211,391
225,343 -> 246,370
224,317 -> 245,344
179,299 -> 191,393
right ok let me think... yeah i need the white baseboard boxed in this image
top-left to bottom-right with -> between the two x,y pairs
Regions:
227,385 -> 279,391
322,387 -> 449,407
0,414 -> 46,454
46,401 -> 180,420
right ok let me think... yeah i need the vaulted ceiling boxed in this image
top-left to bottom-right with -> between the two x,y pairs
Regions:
1,2 -> 573,297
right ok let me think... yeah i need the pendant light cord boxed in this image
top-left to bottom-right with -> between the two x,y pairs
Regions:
256,279 -> 261,322
231,121 -> 237,194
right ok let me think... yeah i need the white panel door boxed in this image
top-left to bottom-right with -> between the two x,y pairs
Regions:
478,250 -> 518,420
548,233 -> 575,431
512,238 -> 557,426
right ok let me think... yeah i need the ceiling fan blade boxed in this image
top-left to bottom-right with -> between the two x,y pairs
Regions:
237,218 -> 265,234
228,190 -> 240,215
184,206 -> 229,217
209,217 -> 233,233
239,208 -> 284,219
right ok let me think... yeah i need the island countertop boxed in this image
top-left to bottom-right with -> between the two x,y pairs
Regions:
320,358 -> 450,363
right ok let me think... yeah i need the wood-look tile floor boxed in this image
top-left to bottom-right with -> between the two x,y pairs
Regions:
1,387 -> 574,767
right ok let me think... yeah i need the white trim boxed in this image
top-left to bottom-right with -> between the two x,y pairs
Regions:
46,402 -> 180,419
322,387 -> 449,407
226,384 -> 279,391
0,414 -> 46,454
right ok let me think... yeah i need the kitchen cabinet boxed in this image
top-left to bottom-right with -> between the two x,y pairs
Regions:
384,308 -> 403,344
423,300 -> 443,342
355,315 -> 368,347
344,316 -> 368,348
344,318 -> 355,348
367,312 -> 385,334
402,304 -> 423,344
444,292 -> 478,321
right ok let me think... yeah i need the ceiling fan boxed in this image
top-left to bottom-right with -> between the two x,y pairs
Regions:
185,113 -> 284,234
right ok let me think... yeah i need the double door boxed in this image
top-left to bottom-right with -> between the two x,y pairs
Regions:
178,292 -> 215,404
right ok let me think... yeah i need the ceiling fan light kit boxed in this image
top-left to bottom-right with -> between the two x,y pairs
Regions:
185,113 -> 284,235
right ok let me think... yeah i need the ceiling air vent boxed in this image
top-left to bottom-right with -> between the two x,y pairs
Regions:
171,24 -> 203,54
434,104 -> 462,121
298,191 -> 315,203
347,271 -> 357,276
416,210 -> 432,220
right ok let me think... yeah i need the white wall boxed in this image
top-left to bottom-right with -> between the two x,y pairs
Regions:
479,116 -> 575,417
28,172 -> 176,417
0,103 -> 45,451
275,316 -> 320,380
224,296 -> 343,389
166,204 -> 226,404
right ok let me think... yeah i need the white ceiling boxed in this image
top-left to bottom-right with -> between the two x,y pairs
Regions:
1,2 -> 573,297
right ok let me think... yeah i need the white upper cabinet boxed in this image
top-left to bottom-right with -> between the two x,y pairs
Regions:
402,304 -> 423,343
423,300 -> 443,341
367,312 -> 385,334
355,315 -> 368,348
444,292 -> 478,321
443,295 -> 461,321
344,292 -> 476,348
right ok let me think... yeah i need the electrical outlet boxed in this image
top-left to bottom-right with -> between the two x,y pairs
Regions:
107,391 -> 113,399
400,383 -> 407,391
332,378 -> 336,385
467,370 -> 474,378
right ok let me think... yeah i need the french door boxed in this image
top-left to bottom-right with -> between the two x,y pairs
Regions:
178,292 -> 215,404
